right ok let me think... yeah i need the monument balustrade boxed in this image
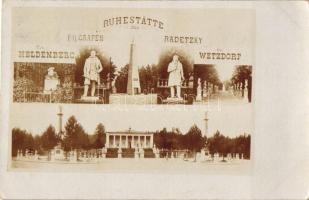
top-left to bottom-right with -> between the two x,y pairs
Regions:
157,79 -> 193,89
23,91 -> 53,103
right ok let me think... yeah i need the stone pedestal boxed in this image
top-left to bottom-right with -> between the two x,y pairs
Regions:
94,153 -> 98,162
227,153 -> 232,160
139,148 -> 144,158
16,150 -> 21,160
44,79 -> 59,93
205,154 -> 211,161
112,86 -> 117,94
117,148 -> 122,158
70,150 -> 77,162
80,96 -> 100,102
214,153 -> 220,162
79,152 -> 83,161
50,150 -> 55,162
199,150 -> 206,161
80,152 -> 84,161
196,152 -> 201,161
102,148 -> 106,158
196,93 -> 202,101
167,97 -> 183,101
163,97 -> 186,104
153,148 -> 160,159
155,152 -> 160,159
134,148 -> 139,159
109,94 -> 157,104
34,150 -> 39,160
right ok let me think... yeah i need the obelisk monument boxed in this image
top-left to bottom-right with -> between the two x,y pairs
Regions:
57,105 -> 64,139
204,111 -> 209,137
127,40 -> 141,95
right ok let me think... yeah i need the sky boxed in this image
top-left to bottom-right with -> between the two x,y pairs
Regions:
12,7 -> 255,82
10,103 -> 253,138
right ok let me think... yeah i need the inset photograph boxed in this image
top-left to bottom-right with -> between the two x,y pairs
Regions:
13,47 -> 252,105
10,104 -> 252,174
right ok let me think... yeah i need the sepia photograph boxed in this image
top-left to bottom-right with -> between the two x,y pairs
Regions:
10,104 -> 252,174
11,7 -> 254,105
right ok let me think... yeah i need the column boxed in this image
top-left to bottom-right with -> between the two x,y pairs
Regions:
138,136 -> 141,148
132,136 -> 135,148
150,134 -> 153,148
113,135 -> 115,148
106,133 -> 109,148
119,135 -> 122,148
144,135 -> 146,148
126,135 -> 128,148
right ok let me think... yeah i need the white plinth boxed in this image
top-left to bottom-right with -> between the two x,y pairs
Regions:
44,79 -> 59,92
109,94 -> 157,104
163,97 -> 186,104
81,96 -> 100,101
196,95 -> 202,101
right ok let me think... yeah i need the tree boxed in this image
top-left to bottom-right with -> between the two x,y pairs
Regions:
233,133 -> 251,159
231,65 -> 252,99
139,64 -> 159,93
231,65 -> 252,83
33,135 -> 42,154
115,64 -> 129,93
154,128 -> 168,149
40,125 -> 58,151
207,130 -> 222,154
184,125 -> 205,151
193,64 -> 221,92
12,128 -> 26,156
12,128 -> 36,156
93,123 -> 106,149
206,131 -> 251,160
63,116 -> 90,151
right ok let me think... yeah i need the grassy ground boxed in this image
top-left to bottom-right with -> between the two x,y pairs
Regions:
10,158 -> 251,175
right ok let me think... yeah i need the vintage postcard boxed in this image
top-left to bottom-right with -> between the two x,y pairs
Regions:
0,0 -> 263,199
2,1 -> 309,200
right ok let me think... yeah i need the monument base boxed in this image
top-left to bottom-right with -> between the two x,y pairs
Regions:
43,90 -> 52,94
192,101 -> 207,105
162,97 -> 187,104
75,96 -> 102,104
196,96 -> 202,101
109,93 -> 157,104
44,79 -> 59,92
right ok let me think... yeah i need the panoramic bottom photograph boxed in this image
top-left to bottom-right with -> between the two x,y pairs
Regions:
10,104 -> 252,174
